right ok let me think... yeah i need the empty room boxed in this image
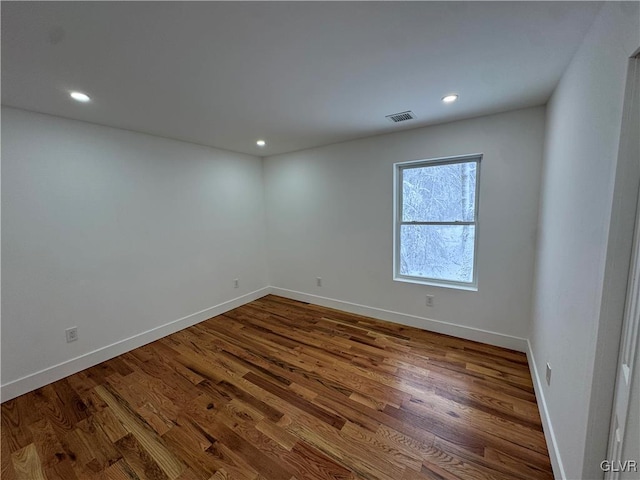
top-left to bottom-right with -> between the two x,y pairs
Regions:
1,2 -> 639,480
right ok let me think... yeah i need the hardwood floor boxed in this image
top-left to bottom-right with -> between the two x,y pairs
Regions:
1,295 -> 553,480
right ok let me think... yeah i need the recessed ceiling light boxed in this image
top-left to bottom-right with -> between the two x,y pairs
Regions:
442,94 -> 459,103
256,140 -> 266,147
70,91 -> 91,102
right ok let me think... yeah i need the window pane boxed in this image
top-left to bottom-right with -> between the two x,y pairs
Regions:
402,162 -> 476,222
400,224 -> 475,283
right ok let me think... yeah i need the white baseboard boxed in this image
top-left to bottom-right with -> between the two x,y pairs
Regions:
0,285 -> 530,399
2,286 -> 563,479
527,340 -> 565,480
270,287 -> 528,352
0,287 -> 271,402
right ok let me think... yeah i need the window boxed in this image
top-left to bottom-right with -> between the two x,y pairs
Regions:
394,154 -> 481,290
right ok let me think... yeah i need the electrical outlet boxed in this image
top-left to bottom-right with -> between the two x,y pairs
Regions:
546,362 -> 552,385
316,277 -> 322,287
66,327 -> 78,343
234,278 -> 239,288
426,295 -> 434,307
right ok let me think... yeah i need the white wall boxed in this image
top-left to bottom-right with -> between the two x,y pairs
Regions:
1,107 -> 269,396
530,3 -> 640,479
264,107 -> 545,345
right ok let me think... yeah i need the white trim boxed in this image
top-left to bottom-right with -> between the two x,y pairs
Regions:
0,287 -> 271,402
393,153 -> 482,290
4,284 -> 560,478
270,287 -> 527,352
393,275 -> 479,291
527,340 -> 566,480
605,55 -> 640,479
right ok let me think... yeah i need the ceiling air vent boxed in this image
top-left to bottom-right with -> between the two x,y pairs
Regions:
385,111 -> 416,123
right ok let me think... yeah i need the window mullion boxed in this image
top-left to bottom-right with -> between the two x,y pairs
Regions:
400,221 -> 475,226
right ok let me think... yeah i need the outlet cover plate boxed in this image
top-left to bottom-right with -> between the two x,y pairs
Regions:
546,362 -> 552,385
66,327 -> 78,343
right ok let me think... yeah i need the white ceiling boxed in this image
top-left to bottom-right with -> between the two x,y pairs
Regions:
2,1 -> 601,156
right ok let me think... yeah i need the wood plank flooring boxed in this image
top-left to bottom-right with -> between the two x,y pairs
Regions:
1,295 -> 553,480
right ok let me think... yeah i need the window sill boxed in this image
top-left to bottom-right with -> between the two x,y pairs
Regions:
393,275 -> 478,292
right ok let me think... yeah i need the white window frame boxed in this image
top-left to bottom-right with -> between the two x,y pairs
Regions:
393,153 -> 481,291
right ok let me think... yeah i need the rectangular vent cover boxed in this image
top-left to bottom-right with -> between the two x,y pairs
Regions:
386,111 -> 416,123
